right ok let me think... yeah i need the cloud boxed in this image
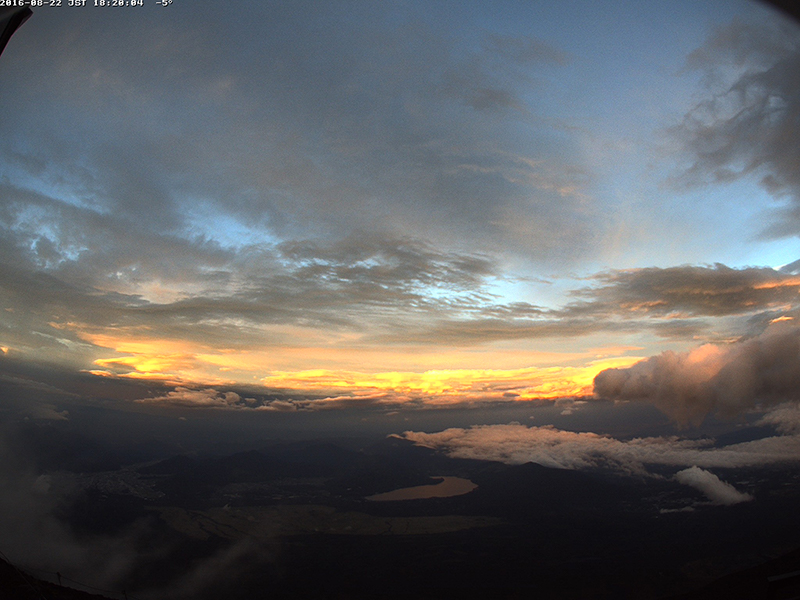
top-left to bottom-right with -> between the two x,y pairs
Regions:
148,537 -> 272,600
0,418 -> 281,599
557,399 -> 586,416
255,399 -> 298,412
484,33 -> 571,67
28,403 -> 69,421
567,264 -> 800,318
11,245 -> 798,386
5,5 -> 799,387
0,232 -> 512,371
400,418 -> 800,475
756,403 -> 800,434
373,262 -> 800,347
0,426 -> 153,590
672,18 -> 800,239
594,323 -> 800,424
0,1 -> 594,271
277,235 -> 497,297
674,466 -> 753,505
139,387 -> 255,409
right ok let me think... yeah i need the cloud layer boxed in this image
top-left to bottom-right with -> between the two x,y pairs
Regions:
400,415 -> 800,475
0,1 -> 596,269
2,2 -> 798,398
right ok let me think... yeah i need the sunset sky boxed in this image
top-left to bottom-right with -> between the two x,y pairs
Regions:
2,0 -> 800,420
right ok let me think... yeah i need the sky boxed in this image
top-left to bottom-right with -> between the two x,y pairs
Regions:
2,0 -> 800,429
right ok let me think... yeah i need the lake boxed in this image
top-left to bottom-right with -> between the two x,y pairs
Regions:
366,477 -> 478,501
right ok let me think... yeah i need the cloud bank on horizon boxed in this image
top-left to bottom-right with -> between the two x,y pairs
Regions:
400,403 -> 800,472
1,0 -> 800,419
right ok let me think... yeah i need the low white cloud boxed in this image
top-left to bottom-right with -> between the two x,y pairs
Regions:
675,466 -> 753,505
400,418 -> 800,475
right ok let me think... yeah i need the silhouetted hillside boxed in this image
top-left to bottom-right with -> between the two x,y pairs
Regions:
0,558 -> 114,600
666,546 -> 800,600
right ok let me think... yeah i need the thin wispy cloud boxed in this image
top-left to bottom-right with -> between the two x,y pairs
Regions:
673,18 -> 800,240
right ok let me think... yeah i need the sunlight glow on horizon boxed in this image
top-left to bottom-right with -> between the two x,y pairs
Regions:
80,328 -> 644,402
1,0 -> 798,412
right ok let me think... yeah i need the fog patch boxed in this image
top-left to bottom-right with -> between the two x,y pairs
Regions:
0,426 -> 168,595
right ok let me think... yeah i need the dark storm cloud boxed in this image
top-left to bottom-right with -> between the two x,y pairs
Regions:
672,17 -> 800,239
594,324 -> 800,425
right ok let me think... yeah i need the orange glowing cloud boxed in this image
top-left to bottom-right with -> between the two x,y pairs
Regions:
77,331 -> 224,383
